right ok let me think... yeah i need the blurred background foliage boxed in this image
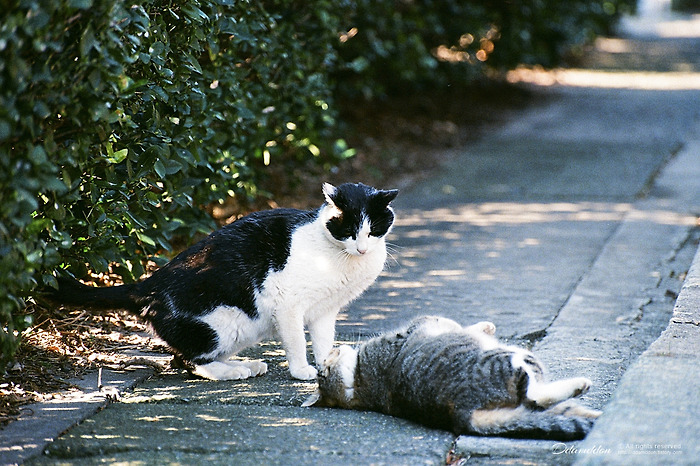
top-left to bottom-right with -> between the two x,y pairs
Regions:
1,0 -> 634,368
335,0 -> 635,98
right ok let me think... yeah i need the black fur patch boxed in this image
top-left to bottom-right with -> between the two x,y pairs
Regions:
145,208 -> 317,319
325,183 -> 397,241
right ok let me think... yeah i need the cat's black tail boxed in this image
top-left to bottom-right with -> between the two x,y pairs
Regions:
43,276 -> 144,315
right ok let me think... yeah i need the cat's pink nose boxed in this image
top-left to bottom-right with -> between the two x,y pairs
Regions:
357,247 -> 367,255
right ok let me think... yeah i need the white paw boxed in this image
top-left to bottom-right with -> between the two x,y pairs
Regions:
243,360 -> 268,377
289,364 -> 318,380
571,377 -> 592,397
479,321 -> 496,335
192,361 -> 253,381
468,321 -> 496,335
224,365 -> 253,380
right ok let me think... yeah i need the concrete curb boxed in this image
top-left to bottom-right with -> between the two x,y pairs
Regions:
573,242 -> 700,465
571,130 -> 700,464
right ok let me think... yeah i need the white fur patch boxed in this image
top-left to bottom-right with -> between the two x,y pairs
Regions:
511,350 -> 592,407
336,345 -> 358,399
197,305 -> 273,361
322,182 -> 337,205
417,316 -> 464,337
259,215 -> 387,325
192,360 -> 267,381
255,213 -> 387,376
524,376 -> 593,408
466,321 -> 496,336
345,217 -> 372,256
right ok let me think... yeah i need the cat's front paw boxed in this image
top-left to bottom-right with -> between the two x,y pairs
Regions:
468,321 -> 496,335
192,361 -> 254,381
478,321 -> 496,335
289,364 -> 318,380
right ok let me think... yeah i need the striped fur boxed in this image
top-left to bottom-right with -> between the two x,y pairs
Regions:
306,316 -> 600,440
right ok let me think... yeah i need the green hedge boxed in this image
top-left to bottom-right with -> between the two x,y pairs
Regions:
0,0 -> 346,368
0,0 -> 632,370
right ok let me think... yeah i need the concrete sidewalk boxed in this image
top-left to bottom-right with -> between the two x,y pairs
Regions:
3,3 -> 700,465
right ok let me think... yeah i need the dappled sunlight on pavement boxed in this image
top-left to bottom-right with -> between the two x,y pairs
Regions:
341,195 -> 697,339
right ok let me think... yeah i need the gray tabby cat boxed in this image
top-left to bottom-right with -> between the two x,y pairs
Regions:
304,316 -> 601,440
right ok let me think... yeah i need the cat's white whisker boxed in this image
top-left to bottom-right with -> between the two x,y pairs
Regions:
384,242 -> 402,267
385,250 -> 399,268
385,241 -> 403,251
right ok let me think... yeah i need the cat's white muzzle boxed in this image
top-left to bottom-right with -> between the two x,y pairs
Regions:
343,234 -> 382,257
325,345 -> 357,399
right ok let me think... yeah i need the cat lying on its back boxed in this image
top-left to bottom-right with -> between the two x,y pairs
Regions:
46,182 -> 398,381
304,316 -> 601,440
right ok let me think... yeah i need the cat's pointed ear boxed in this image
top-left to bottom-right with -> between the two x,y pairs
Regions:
375,189 -> 398,206
322,183 -> 338,206
302,389 -> 322,408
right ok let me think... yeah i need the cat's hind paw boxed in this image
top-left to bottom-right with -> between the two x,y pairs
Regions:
289,364 -> 318,380
570,377 -> 592,398
242,360 -> 268,377
192,361 -> 259,381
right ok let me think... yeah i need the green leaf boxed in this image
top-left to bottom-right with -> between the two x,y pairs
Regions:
42,273 -> 59,289
33,101 -> 51,119
135,231 -> 156,247
29,145 -> 48,165
14,188 -> 39,212
149,41 -> 165,56
181,4 -> 208,23
348,57 -> 370,73
162,158 -> 183,175
184,53 -> 203,75
0,120 -> 11,140
154,159 -> 167,178
69,0 -> 94,9
79,25 -> 99,58
26,249 -> 43,265
26,218 -> 53,234
236,106 -> 255,119
108,148 -> 128,164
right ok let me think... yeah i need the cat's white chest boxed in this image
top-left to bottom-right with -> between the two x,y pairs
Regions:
257,220 -> 387,317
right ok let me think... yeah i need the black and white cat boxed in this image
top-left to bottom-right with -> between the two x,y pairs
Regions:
304,316 -> 601,440
47,182 -> 398,381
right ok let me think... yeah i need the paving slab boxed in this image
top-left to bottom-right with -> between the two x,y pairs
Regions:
26,345 -> 453,466
0,358 -> 162,465
32,403 -> 453,466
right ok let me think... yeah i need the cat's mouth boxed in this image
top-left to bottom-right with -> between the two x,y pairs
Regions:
345,247 -> 368,256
